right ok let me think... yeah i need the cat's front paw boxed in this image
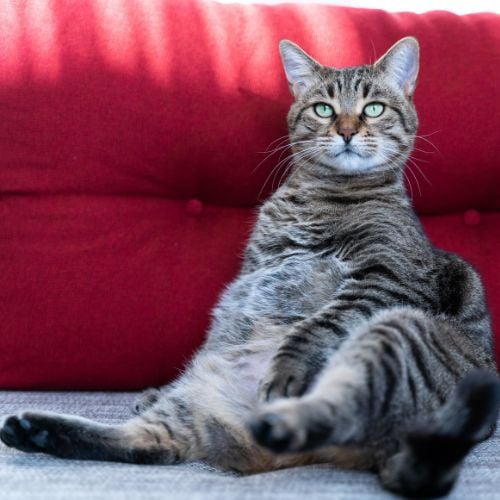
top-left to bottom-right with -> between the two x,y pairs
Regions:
258,360 -> 310,403
132,388 -> 161,415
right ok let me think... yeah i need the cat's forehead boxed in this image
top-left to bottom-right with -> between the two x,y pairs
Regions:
306,65 -> 378,109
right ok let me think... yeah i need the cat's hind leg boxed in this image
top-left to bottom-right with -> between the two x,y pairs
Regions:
0,349 -> 276,471
0,408 -> 186,464
249,307 -> 500,496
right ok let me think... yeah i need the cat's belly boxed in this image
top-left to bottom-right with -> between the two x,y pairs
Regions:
205,254 -> 346,348
222,254 -> 345,320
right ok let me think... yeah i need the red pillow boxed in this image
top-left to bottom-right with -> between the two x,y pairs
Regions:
0,0 -> 498,389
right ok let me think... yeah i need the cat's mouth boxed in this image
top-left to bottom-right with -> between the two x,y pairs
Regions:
334,146 -> 362,158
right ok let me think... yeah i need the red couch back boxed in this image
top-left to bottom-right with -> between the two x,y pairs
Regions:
0,0 -> 498,389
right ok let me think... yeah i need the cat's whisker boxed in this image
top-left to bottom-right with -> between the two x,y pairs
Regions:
405,163 -> 422,197
414,133 -> 441,153
411,146 -> 435,155
259,134 -> 292,153
406,155 -> 431,186
404,170 -> 414,200
408,154 -> 430,164
252,139 -> 318,175
258,160 -> 292,199
259,142 -> 324,196
257,154 -> 294,199
416,129 -> 442,138
368,38 -> 379,66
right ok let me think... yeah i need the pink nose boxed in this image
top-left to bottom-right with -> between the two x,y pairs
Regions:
338,128 -> 357,144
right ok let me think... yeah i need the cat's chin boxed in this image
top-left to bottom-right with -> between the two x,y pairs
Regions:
321,152 -> 382,175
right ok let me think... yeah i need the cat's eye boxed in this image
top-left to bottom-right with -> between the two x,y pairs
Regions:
363,102 -> 385,118
313,103 -> 334,118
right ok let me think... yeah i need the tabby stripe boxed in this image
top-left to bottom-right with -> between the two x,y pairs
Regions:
381,321 -> 438,398
365,360 -> 377,414
288,334 -> 313,345
387,105 -> 410,132
273,351 -> 301,361
147,410 -> 174,439
370,276 -> 436,306
343,238 -> 394,257
152,419 -> 174,440
426,329 -> 463,379
407,369 -> 418,408
287,195 -> 306,206
404,333 -> 436,394
335,292 -> 387,308
268,314 -> 306,324
365,283 -> 419,307
380,347 -> 398,415
404,283 -> 435,306
351,263 -> 400,282
326,83 -> 335,98
385,132 -> 404,145
324,196 -> 379,205
449,334 -> 484,368
296,327 -> 323,340
334,301 -> 372,317
144,428 -> 161,445
303,123 -> 316,132
292,108 -> 306,129
341,226 -> 377,244
312,319 -> 348,337
362,82 -> 371,98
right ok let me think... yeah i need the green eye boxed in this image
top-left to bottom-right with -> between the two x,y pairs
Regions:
363,102 -> 385,118
313,103 -> 334,118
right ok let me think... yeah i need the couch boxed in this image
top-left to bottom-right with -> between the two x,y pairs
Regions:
1,1 -> 499,498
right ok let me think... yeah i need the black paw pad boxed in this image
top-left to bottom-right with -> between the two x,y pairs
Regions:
0,415 -> 50,452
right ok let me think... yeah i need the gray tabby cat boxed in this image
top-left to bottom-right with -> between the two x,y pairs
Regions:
2,37 -> 499,498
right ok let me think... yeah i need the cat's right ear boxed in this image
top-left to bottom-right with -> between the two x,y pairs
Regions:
279,40 -> 321,98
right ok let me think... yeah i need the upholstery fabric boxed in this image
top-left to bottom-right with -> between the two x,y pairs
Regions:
0,390 -> 499,499
0,0 -> 499,389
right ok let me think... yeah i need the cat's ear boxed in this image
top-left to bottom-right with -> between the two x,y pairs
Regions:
279,40 -> 322,98
374,37 -> 419,97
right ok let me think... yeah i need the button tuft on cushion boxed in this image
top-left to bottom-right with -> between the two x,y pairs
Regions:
463,209 -> 481,226
186,199 -> 204,216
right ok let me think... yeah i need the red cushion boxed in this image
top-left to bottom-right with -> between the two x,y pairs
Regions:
0,1 -> 498,389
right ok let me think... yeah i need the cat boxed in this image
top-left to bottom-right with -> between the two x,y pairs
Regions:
1,37 -> 499,499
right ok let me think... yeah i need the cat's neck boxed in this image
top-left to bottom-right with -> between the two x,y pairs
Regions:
280,160 -> 409,206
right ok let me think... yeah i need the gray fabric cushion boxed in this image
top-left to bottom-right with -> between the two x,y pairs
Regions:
0,391 -> 498,499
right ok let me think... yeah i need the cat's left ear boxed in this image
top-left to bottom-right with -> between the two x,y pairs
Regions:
374,37 -> 419,97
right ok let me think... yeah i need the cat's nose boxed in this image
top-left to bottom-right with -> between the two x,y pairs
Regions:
338,128 -> 358,144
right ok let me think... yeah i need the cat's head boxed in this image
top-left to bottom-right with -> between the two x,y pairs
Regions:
280,37 -> 419,176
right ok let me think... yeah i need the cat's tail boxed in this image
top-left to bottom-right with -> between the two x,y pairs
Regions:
380,369 -> 500,499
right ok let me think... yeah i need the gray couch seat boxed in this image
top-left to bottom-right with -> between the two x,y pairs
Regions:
1,391 -> 499,499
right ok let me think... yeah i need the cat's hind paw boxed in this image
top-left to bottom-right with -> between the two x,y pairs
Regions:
1,413 -> 53,453
248,399 -> 332,453
249,411 -> 303,453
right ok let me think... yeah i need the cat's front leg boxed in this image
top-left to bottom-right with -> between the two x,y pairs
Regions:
259,327 -> 329,402
258,322 -> 337,403
258,280 -> 383,403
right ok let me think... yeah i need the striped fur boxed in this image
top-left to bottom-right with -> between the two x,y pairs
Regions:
2,37 -> 499,499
